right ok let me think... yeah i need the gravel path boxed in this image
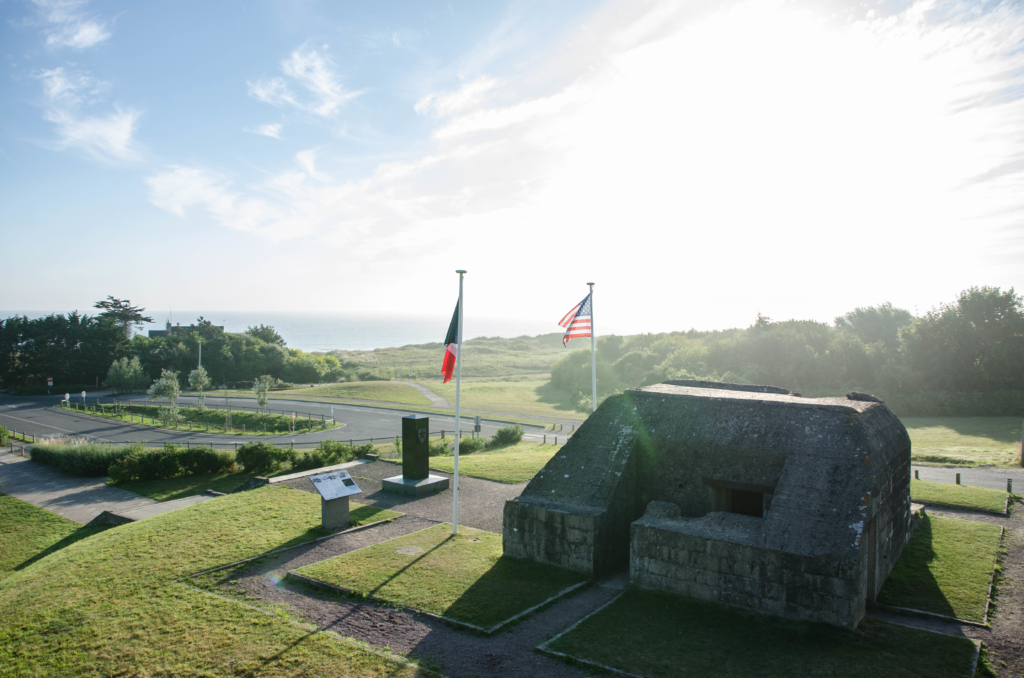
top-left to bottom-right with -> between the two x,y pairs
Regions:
396,382 -> 450,408
201,514 -> 621,678
280,459 -> 525,534
867,504 -> 1022,677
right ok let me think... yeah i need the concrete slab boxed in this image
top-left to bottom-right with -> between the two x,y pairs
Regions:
382,474 -> 450,496
0,449 -> 156,524
87,491 -> 220,526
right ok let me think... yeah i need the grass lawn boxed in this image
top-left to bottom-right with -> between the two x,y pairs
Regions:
903,417 -> 1022,466
547,586 -> 978,678
911,479 -> 1009,513
293,523 -> 587,629
878,514 -> 1002,622
0,493 -> 110,580
427,441 -> 559,483
272,382 -> 431,406
422,379 -> 585,420
0,486 -> 425,677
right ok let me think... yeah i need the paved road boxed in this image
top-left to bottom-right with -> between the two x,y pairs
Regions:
912,464 -> 1023,492
0,449 -> 156,524
0,395 -> 549,448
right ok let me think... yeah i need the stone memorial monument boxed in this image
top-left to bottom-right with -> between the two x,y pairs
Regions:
383,414 -> 450,496
309,469 -> 362,529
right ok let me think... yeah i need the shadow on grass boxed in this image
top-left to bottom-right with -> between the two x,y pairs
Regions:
876,514 -> 957,618
442,555 -> 588,628
533,381 -> 589,415
15,524 -> 115,571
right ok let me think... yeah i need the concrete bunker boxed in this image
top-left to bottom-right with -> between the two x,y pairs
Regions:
502,380 -> 913,628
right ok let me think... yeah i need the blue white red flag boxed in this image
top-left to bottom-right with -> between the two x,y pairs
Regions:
558,293 -> 592,347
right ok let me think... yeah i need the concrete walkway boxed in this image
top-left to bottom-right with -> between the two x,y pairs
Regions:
396,381 -> 450,408
0,450 -> 157,524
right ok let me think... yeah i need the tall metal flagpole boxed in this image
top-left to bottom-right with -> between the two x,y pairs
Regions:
453,270 -> 466,536
588,282 -> 596,412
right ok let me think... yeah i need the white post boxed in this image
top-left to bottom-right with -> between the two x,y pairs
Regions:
588,282 -> 596,412
453,269 -> 466,536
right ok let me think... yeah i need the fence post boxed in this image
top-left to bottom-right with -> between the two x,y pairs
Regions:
1009,478 -> 1013,493
555,436 -> 558,445
543,434 -> 546,444
914,470 -> 919,480
956,473 -> 961,485
187,441 -> 190,449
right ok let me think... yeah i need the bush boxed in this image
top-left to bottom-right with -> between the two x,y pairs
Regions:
457,436 -> 487,453
235,441 -> 292,474
30,441 -> 134,477
429,436 -> 453,457
107,444 -> 235,483
488,424 -> 524,447
290,440 -> 376,472
0,426 -> 7,446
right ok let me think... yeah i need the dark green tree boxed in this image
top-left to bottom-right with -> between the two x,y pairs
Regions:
93,297 -> 153,340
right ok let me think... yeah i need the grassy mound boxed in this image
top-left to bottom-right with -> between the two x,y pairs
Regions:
0,487 -> 424,677
903,417 -> 1022,467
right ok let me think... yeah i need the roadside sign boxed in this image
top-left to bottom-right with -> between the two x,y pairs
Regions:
47,377 -> 53,387
474,415 -> 481,433
309,470 -> 362,501
81,391 -> 86,401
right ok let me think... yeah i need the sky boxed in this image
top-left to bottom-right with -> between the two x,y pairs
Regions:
2,0 -> 1023,337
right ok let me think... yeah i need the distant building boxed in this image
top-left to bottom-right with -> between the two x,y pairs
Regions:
148,321 -> 224,338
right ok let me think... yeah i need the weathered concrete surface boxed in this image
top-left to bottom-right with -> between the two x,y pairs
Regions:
503,380 -> 913,628
0,449 -> 156,524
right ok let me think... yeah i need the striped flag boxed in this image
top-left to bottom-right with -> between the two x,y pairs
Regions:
558,293 -> 592,346
442,301 -> 460,383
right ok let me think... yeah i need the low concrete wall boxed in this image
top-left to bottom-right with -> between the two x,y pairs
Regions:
503,499 -> 607,575
630,507 -> 863,628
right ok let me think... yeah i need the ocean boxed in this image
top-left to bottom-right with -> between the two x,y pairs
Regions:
2,311 -> 559,352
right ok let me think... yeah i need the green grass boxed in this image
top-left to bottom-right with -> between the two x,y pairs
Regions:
294,523 -> 587,629
427,441 -> 559,483
903,416 -> 1022,466
547,586 -> 978,678
272,382 -> 431,405
118,470 -> 281,501
422,379 -> 585,420
911,479 -> 1009,513
878,514 -> 1002,622
0,493 -> 111,580
0,486 -> 424,677
69,402 -> 342,436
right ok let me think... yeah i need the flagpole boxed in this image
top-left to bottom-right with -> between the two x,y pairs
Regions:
588,282 -> 596,412
453,269 -> 466,536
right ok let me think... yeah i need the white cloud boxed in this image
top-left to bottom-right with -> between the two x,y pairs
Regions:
33,0 -> 110,49
43,106 -> 139,161
35,67 -> 140,162
245,123 -> 284,139
151,0 -> 1024,327
248,46 -> 361,117
415,77 -> 500,117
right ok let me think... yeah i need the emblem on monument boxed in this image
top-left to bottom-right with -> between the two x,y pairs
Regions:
418,428 -> 428,443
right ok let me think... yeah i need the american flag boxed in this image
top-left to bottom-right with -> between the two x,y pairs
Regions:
558,293 -> 592,346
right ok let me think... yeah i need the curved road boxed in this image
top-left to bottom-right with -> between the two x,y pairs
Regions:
0,395 -> 548,449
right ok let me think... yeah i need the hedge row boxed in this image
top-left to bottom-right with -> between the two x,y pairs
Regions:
30,442 -> 135,477
108,445 -> 235,483
235,440 -> 374,475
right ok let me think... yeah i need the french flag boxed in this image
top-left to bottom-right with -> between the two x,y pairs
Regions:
441,301 -> 459,383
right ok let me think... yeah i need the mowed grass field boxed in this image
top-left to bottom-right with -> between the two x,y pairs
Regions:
877,514 -> 1003,622
547,587 -> 979,678
422,379 -> 583,420
273,382 -> 432,405
0,487 -> 426,677
428,441 -> 560,484
294,524 -> 586,629
903,416 -> 1022,466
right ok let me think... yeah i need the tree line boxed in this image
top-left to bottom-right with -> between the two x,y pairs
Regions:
550,286 -> 1024,416
0,297 -> 380,394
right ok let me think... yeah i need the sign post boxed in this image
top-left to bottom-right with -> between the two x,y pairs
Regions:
309,469 -> 362,530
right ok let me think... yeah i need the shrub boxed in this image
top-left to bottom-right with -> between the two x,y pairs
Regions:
457,436 -> 487,453
429,436 -> 453,457
108,445 -> 179,483
30,441 -> 135,477
290,440 -> 375,472
235,441 -> 291,474
488,424 -> 524,447
177,446 -> 235,475
0,426 -> 7,446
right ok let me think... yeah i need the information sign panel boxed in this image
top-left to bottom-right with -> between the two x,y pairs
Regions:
309,470 -> 362,501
